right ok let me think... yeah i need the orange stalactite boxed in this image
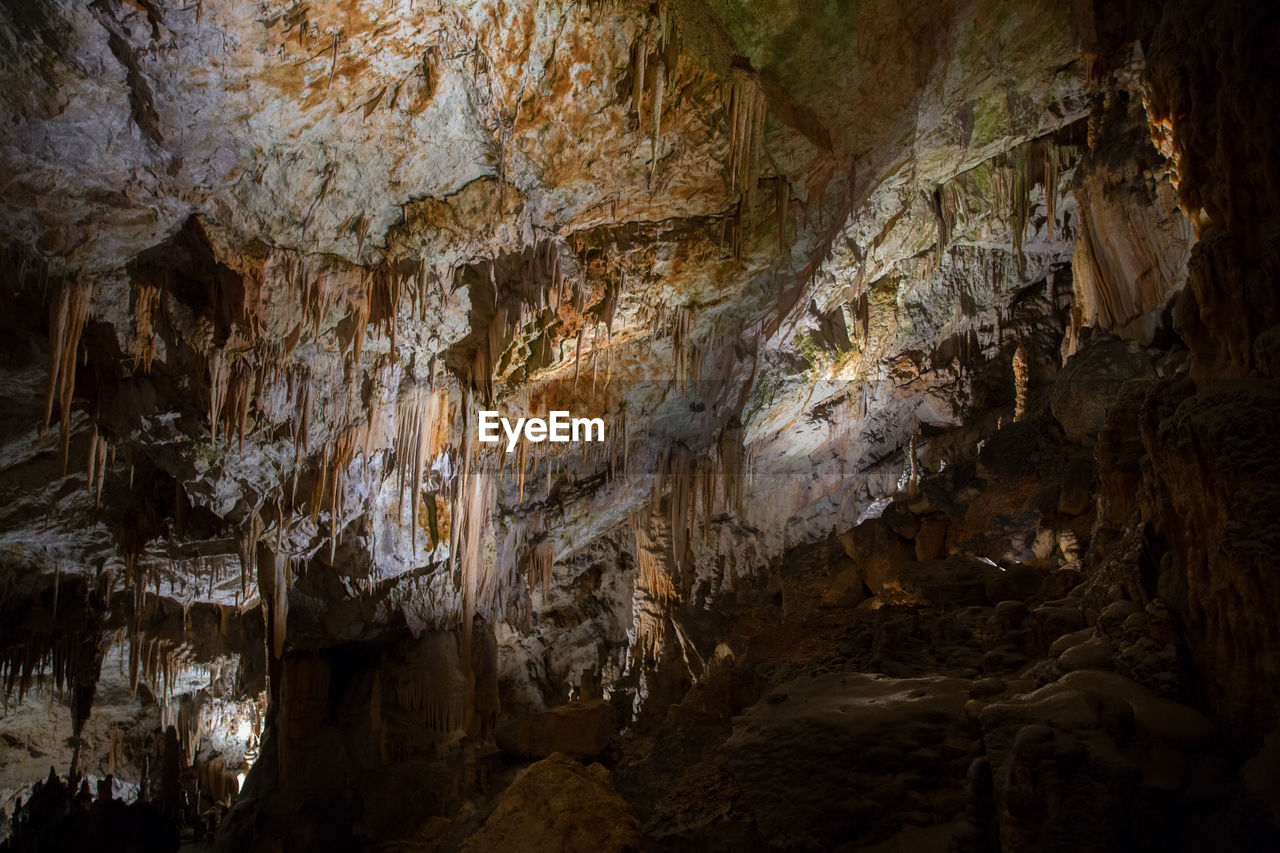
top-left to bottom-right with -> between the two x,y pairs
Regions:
43,279 -> 91,474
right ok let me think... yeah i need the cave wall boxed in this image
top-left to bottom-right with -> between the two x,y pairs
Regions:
0,0 -> 1278,849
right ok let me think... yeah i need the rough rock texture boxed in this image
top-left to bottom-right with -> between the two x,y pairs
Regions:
458,753 -> 641,853
1050,335 -> 1154,444
0,0 -> 1278,849
494,699 -> 620,761
722,672 -> 975,850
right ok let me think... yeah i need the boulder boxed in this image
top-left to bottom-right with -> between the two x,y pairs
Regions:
460,753 -> 641,853
980,671 -> 1219,853
722,672 -> 976,850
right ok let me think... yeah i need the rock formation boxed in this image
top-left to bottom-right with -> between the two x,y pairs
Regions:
0,0 -> 1277,850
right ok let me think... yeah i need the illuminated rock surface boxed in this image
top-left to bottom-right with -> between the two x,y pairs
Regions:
0,0 -> 1277,850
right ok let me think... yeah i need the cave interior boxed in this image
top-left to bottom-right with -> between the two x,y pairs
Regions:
1,0 -> 1279,851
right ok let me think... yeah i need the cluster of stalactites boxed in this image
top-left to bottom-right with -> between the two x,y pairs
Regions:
392,631 -> 470,735
628,1 -> 680,186
495,398 -> 631,505
628,507 -> 679,669
200,243 -> 448,457
468,238 -> 569,406
655,423 -> 750,574
126,633 -> 195,706
1,632 -> 83,707
394,385 -> 451,550
988,136 -> 1079,275
86,425 -> 112,508
177,689 -> 264,776
513,510 -> 554,598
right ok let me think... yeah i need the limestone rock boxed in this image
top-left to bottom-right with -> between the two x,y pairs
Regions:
721,672 -> 976,850
980,671 -> 1221,853
494,700 -> 621,761
459,754 -> 641,853
1051,336 -> 1157,445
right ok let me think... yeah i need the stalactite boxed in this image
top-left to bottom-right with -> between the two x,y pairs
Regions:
207,350 -> 231,443
238,513 -> 262,600
718,418 -> 745,518
86,425 -> 109,506
658,442 -> 697,572
1045,139 -> 1060,238
726,70 -> 767,212
198,756 -> 240,805
514,434 -> 531,501
631,508 -> 678,666
650,59 -> 665,185
516,511 -> 554,597
347,277 -> 372,364
932,184 -> 957,267
631,37 -> 647,124
293,254 -> 336,340
988,137 -> 1080,276
471,286 -> 522,406
395,631 -> 469,734
1013,341 -> 1030,421
524,539 -> 554,597
452,471 -> 495,652
43,279 -> 91,473
672,305 -> 693,390
0,627 -> 98,706
132,276 -> 161,373
256,545 -> 289,661
775,176 -> 790,254
906,430 -> 921,495
394,385 -> 449,549
273,553 -> 288,660
1009,143 -> 1031,276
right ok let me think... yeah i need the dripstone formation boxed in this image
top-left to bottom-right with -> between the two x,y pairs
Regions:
1,0 -> 1278,850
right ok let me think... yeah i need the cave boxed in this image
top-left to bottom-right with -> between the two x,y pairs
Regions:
1,0 -> 1279,850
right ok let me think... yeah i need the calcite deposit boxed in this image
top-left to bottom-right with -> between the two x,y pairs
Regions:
0,0 -> 1277,850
